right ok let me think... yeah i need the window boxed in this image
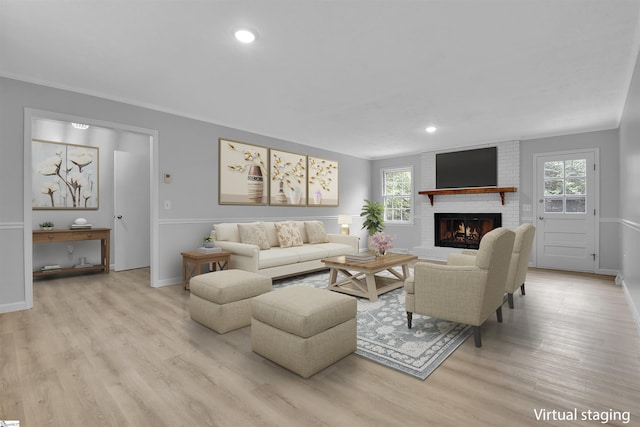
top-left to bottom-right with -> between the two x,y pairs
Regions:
543,159 -> 587,213
382,167 -> 412,223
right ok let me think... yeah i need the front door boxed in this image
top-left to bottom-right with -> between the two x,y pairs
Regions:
535,149 -> 598,272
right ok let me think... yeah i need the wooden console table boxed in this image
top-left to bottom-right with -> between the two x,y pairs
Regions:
33,228 -> 111,278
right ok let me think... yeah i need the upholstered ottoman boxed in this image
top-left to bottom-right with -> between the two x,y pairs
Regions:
189,269 -> 272,334
251,286 -> 357,378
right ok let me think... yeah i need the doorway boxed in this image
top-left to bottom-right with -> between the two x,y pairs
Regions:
534,149 -> 599,272
24,109 -> 159,310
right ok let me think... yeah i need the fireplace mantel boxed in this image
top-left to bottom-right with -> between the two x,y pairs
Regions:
419,186 -> 517,205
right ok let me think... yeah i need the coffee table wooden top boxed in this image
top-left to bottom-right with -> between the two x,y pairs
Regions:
321,252 -> 418,272
322,252 -> 418,302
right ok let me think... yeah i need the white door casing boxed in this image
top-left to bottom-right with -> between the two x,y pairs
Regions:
534,149 -> 598,272
114,150 -> 150,271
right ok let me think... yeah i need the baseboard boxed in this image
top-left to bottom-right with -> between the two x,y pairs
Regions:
621,279 -> 640,336
154,276 -> 182,288
0,300 -> 30,314
596,268 -> 619,276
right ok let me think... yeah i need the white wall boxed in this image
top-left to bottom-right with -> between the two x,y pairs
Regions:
619,48 -> 640,329
0,76 -> 371,313
415,140 -> 520,260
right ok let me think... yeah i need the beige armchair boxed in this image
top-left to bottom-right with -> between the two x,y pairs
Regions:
405,227 -> 515,347
449,223 -> 536,309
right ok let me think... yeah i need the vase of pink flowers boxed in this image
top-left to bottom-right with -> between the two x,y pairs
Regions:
369,232 -> 393,256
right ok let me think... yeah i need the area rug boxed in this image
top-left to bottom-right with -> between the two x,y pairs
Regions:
273,272 -> 472,380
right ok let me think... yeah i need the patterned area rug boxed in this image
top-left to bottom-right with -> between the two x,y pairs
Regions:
273,272 -> 472,380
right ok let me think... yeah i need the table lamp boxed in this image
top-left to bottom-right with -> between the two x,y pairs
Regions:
338,215 -> 352,235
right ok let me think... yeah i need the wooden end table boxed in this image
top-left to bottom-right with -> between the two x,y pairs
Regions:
321,253 -> 417,302
33,228 -> 111,278
181,250 -> 231,290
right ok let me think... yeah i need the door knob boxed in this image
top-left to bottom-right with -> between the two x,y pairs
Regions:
116,215 -> 123,219
538,216 -> 544,220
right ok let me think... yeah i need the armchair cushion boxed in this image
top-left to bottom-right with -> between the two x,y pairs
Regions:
505,224 -> 536,294
405,227 -> 515,346
413,262 -> 490,326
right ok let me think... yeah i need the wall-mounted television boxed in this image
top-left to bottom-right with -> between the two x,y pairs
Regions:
436,146 -> 497,189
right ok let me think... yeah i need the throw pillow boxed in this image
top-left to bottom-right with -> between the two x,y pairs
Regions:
305,221 -> 329,244
275,221 -> 304,248
237,222 -> 271,250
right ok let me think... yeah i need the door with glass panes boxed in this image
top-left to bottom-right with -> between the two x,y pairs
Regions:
535,150 -> 597,272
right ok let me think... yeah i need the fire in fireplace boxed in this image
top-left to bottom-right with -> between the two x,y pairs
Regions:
434,213 -> 502,249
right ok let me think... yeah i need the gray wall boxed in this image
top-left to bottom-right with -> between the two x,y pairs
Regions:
520,129 -> 621,273
0,76 -> 370,312
619,49 -> 640,327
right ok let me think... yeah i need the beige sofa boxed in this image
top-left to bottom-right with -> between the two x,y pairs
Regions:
211,221 -> 359,279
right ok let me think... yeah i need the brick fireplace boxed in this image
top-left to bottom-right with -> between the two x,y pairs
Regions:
413,140 -> 520,260
434,213 -> 502,249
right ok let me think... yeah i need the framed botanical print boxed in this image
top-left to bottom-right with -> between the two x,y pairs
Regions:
219,138 -> 268,205
32,139 -> 99,209
269,149 -> 307,206
307,156 -> 338,206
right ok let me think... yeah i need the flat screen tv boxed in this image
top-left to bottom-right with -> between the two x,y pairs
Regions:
436,146 -> 497,189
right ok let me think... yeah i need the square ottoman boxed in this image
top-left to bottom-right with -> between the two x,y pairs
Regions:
189,269 -> 272,334
251,286 -> 357,378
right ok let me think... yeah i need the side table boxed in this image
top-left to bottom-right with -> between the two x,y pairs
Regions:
181,250 -> 231,290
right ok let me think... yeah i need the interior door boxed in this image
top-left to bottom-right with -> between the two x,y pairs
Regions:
535,150 -> 597,272
114,150 -> 150,271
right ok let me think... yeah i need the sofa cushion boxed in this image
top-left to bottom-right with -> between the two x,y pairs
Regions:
258,247 -> 301,269
315,242 -> 357,257
286,245 -> 330,262
214,222 -> 241,242
238,222 -> 271,250
275,221 -> 304,248
262,222 -> 280,247
305,221 -> 329,244
293,221 -> 309,243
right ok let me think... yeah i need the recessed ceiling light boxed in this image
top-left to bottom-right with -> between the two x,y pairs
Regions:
72,123 -> 89,130
234,29 -> 256,44
425,126 -> 437,133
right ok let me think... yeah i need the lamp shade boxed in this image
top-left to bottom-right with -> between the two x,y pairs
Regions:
337,215 -> 352,225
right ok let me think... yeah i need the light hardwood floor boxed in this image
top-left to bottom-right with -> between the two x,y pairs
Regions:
1,268 -> 639,426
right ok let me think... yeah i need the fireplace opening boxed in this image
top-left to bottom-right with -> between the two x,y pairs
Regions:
434,213 -> 502,249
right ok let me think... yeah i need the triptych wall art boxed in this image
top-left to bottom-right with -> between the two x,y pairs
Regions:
32,139 -> 99,210
218,138 -> 338,206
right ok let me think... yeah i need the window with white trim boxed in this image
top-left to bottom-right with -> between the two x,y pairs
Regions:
382,167 -> 413,223
543,159 -> 587,213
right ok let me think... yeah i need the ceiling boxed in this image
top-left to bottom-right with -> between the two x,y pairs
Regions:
2,1 -> 640,160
